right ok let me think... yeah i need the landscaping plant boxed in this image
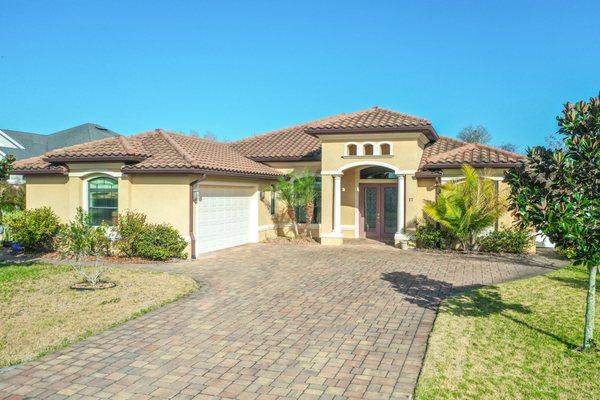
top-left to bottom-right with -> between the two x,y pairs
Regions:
0,154 -> 15,181
3,206 -> 60,250
415,220 -> 455,250
423,165 -> 505,250
477,228 -> 533,254
506,94 -> 599,350
0,182 -> 25,224
267,174 -> 301,237
56,207 -> 111,287
136,223 -> 187,260
115,210 -> 148,257
295,171 -> 318,238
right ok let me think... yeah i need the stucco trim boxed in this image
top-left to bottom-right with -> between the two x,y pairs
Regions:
69,170 -> 122,178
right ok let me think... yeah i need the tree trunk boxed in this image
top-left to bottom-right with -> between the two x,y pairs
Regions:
583,264 -> 597,349
304,202 -> 314,239
286,207 -> 299,237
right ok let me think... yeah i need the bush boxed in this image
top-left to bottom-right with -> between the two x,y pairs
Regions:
3,207 -> 60,250
136,223 -> 187,261
415,222 -> 455,250
56,208 -> 112,286
115,210 -> 147,257
477,228 -> 533,254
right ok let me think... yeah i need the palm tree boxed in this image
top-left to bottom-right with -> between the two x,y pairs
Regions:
295,172 -> 318,238
268,174 -> 300,237
423,165 -> 505,250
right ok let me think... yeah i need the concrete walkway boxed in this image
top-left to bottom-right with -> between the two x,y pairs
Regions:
0,244 -> 563,399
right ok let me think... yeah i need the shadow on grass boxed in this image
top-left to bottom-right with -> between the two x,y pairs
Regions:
381,270 -> 578,348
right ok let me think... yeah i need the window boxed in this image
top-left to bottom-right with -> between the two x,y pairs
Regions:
270,186 -> 276,216
295,178 -> 321,223
347,144 -> 358,156
380,143 -> 391,155
364,143 -> 374,155
360,166 -> 396,179
88,177 -> 118,226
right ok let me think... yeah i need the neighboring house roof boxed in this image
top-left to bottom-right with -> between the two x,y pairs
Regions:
231,107 -> 436,161
0,123 -> 118,160
14,130 -> 282,178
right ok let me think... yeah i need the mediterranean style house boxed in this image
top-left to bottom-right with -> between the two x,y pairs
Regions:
13,107 -> 524,257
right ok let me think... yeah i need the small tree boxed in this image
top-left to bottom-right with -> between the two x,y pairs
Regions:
506,94 -> 599,350
424,165 -> 505,250
0,155 -> 15,181
267,174 -> 300,237
0,182 -> 25,224
295,171 -> 318,238
458,125 -> 492,144
56,207 -> 111,287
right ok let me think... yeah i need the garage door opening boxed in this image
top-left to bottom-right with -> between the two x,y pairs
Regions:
194,185 -> 258,254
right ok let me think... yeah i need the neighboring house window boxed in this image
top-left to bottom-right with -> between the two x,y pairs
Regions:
380,143 -> 391,155
347,144 -> 357,156
296,178 -> 321,224
270,186 -> 276,216
364,143 -> 374,155
88,177 -> 118,226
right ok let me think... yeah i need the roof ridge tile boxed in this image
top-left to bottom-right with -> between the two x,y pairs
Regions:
156,129 -> 194,164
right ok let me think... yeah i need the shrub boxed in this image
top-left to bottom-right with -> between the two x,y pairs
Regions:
415,221 -> 455,250
115,210 -> 147,257
477,228 -> 533,254
136,223 -> 187,260
56,208 -> 111,286
3,207 -> 60,250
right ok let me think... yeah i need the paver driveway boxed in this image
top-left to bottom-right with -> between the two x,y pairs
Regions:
0,243 -> 562,399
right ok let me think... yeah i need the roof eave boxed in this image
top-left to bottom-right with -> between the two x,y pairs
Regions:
13,169 -> 68,176
121,166 -> 281,179
43,155 -> 146,163
423,161 -> 524,170
305,125 -> 438,141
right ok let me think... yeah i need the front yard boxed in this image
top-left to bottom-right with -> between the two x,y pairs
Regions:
0,263 -> 197,368
416,265 -> 600,399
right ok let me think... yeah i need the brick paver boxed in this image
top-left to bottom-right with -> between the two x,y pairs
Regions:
0,244 -> 562,399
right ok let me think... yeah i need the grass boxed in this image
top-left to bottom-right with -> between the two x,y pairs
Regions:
415,265 -> 600,400
0,262 -> 197,368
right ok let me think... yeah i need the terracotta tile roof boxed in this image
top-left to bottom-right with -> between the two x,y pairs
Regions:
232,107 -> 436,161
306,107 -> 434,134
419,136 -> 525,170
44,136 -> 147,162
14,130 -> 282,178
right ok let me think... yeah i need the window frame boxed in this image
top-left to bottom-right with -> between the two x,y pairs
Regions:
86,176 -> 118,226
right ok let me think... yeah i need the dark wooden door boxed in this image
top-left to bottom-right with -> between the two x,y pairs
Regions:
359,184 -> 397,240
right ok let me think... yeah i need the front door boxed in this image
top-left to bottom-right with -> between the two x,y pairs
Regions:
359,184 -> 397,240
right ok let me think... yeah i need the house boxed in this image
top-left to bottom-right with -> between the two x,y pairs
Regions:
13,107 -> 524,257
0,123 -> 118,160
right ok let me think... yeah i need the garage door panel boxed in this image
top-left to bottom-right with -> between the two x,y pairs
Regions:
195,186 -> 254,254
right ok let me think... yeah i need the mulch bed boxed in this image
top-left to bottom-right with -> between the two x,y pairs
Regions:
70,281 -> 117,291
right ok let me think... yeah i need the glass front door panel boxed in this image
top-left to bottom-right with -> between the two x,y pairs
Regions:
383,186 -> 397,235
364,187 -> 378,233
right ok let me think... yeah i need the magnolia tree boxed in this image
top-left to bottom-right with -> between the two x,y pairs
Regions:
506,94 -> 599,350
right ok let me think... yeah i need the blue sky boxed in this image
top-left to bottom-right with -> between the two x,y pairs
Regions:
0,1 -> 598,151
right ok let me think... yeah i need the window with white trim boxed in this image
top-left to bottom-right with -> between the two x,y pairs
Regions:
88,177 -> 118,226
380,143 -> 391,155
364,143 -> 374,155
347,144 -> 358,156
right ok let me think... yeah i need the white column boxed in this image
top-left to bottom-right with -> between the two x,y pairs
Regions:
395,174 -> 408,240
333,175 -> 342,234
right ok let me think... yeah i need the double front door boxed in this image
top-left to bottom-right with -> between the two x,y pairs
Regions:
359,183 -> 398,240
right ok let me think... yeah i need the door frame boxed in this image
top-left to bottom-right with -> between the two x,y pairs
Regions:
358,183 -> 397,241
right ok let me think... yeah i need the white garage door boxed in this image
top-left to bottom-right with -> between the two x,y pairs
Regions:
195,185 -> 256,254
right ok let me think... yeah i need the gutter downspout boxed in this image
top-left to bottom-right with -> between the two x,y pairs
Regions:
190,175 -> 207,259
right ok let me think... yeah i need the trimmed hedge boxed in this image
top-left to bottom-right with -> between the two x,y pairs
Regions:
136,224 -> 187,261
477,228 -> 533,254
415,222 -> 455,250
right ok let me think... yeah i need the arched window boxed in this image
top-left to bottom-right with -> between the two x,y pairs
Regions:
364,143 -> 374,156
380,143 -> 391,155
347,144 -> 358,156
88,177 -> 118,226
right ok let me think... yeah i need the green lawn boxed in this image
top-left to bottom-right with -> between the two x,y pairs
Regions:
0,262 -> 197,368
416,265 -> 599,400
